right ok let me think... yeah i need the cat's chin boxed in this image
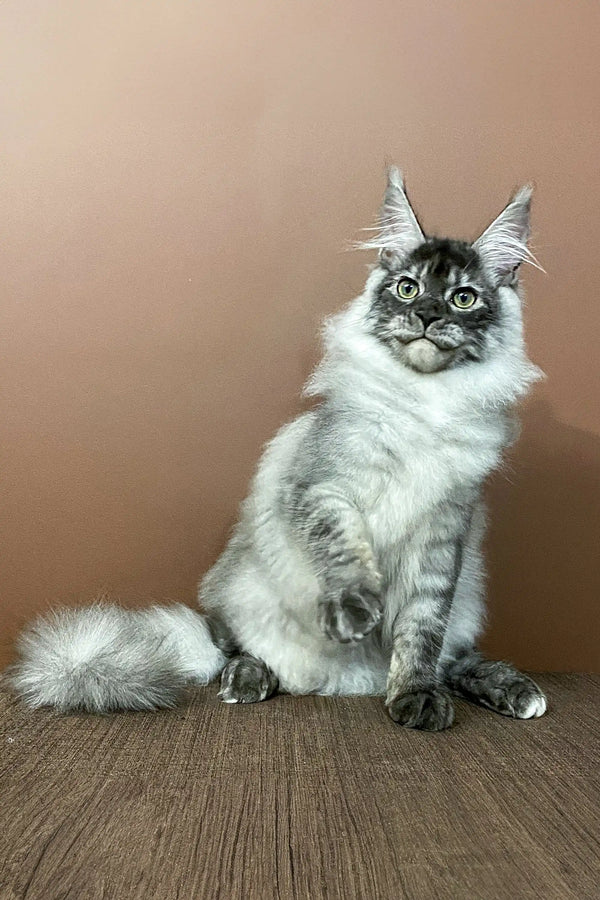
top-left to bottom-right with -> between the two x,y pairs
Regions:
400,338 -> 455,374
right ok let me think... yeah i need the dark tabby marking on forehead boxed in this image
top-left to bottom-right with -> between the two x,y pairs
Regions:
407,238 -> 480,278
369,237 -> 502,370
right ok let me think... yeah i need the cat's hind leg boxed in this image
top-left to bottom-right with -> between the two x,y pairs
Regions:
218,653 -> 279,704
443,649 -> 547,719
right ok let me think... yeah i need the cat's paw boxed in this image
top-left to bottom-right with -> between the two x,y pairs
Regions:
444,654 -> 547,720
496,676 -> 547,719
318,585 -> 382,644
387,688 -> 455,731
219,655 -> 278,704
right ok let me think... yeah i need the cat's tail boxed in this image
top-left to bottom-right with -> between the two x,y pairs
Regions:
8,602 -> 226,713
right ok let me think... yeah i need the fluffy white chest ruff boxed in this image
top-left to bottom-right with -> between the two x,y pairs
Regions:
348,388 -> 506,555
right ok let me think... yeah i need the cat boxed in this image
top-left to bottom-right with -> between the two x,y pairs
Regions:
9,168 -> 547,731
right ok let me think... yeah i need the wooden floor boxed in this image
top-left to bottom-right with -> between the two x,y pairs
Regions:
0,674 -> 599,899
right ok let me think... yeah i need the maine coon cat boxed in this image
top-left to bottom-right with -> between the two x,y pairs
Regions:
9,168 -> 547,731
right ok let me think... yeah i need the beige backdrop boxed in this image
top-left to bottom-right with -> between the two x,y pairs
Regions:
1,1 -> 599,671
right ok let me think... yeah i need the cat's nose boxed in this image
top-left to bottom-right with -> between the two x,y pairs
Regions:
417,312 -> 443,328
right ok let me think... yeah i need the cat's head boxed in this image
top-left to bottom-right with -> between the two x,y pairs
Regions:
361,167 -> 539,374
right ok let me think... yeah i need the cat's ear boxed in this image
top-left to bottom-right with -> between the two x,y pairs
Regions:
474,185 -> 538,285
359,167 -> 425,265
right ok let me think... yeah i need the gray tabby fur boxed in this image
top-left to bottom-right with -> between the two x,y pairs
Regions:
8,168 -> 548,729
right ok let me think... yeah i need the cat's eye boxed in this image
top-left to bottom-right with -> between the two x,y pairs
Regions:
451,288 -> 478,309
397,278 -> 419,301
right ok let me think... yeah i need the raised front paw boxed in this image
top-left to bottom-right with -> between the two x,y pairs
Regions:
318,584 -> 382,644
387,688 -> 455,731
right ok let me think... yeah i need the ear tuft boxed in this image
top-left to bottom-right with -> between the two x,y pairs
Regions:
474,185 -> 542,284
355,166 -> 425,261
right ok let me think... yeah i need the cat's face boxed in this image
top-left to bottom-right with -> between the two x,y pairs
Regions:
363,169 -> 537,374
369,239 -> 501,373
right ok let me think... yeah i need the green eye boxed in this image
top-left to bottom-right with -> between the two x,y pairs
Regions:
397,278 -> 419,300
451,288 -> 477,309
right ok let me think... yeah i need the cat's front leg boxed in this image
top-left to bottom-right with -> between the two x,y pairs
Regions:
294,483 -> 382,643
386,505 -> 472,731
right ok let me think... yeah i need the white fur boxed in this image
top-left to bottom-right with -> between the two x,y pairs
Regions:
474,184 -> 544,275
356,166 -> 424,254
518,694 -> 547,719
10,603 -> 225,712
141,604 -> 225,683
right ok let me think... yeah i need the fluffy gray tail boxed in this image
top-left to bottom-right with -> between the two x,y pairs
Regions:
8,602 -> 226,713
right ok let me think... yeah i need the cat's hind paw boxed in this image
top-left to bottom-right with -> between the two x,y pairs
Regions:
502,678 -> 547,719
444,654 -> 547,720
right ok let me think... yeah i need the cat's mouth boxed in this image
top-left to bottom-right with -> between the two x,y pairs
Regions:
396,334 -> 453,350
396,336 -> 457,374
395,324 -> 465,352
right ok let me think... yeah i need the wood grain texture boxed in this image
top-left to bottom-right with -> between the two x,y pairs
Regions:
0,674 -> 598,899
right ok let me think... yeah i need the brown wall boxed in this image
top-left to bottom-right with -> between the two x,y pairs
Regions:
1,1 -> 599,671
